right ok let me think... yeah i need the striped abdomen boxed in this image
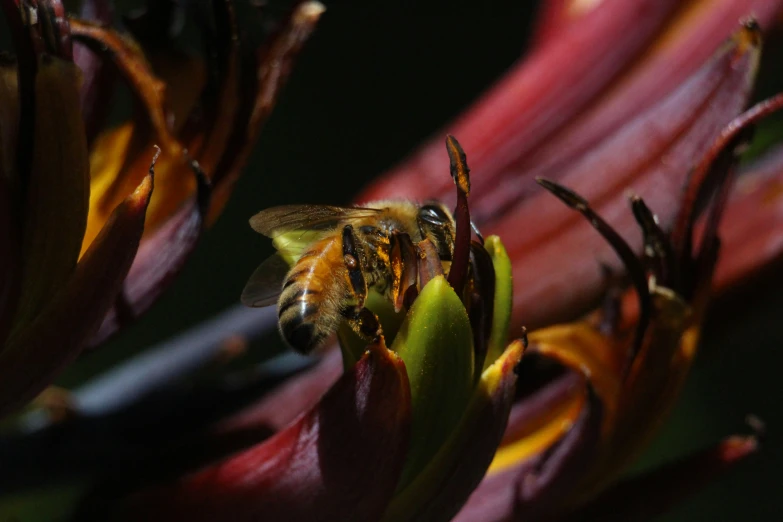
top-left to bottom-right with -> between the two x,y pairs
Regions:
277,236 -> 350,353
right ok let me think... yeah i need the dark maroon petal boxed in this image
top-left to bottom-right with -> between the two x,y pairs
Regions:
89,163 -> 211,346
512,385 -> 602,519
212,348 -> 342,439
0,171 -> 153,418
492,23 -> 760,330
73,0 -> 115,145
714,144 -> 783,292
111,344 -> 410,522
564,433 -> 759,522
502,368 -> 584,446
455,382 -> 602,522
0,172 -> 19,343
478,0 -> 782,222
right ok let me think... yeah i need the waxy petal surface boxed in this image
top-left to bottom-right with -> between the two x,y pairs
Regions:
493,25 -> 760,330
89,166 -> 211,345
0,172 -> 153,417
382,340 -> 523,522
477,0 -> 780,221
456,381 -> 603,522
113,345 -> 410,522
71,19 -> 185,251
12,56 -> 89,331
391,275 -> 475,489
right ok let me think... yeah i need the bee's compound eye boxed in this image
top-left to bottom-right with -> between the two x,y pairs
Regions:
419,204 -> 450,225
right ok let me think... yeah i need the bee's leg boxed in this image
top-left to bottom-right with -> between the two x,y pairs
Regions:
344,307 -> 383,341
416,238 -> 445,289
390,231 -> 419,311
342,224 -> 383,340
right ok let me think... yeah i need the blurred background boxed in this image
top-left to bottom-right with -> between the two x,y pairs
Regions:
3,0 -> 783,519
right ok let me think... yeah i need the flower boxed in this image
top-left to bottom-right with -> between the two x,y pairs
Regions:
361,0 -> 783,331
63,137 -> 526,522
357,1 -> 783,520
0,0 -> 153,418
0,0 -> 322,417
457,90 -> 778,517
2,2 -> 783,521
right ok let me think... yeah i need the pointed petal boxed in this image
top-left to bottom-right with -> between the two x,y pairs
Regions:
10,56 -> 90,332
566,434 -> 759,522
495,0 -> 783,221
88,163 -> 211,345
70,19 -> 187,248
455,382 -> 603,522
0,171 -> 153,417
382,339 -> 524,522
391,275 -> 475,489
512,384 -> 602,518
494,23 -> 761,330
497,366 -> 586,460
483,235 -> 513,371
360,7 -> 778,333
69,19 -> 180,155
110,343 -> 410,522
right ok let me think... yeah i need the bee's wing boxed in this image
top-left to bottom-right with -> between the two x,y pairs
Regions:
241,253 -> 292,307
249,204 -> 383,257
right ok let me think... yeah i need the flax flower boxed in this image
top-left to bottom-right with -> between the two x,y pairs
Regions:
2,1 -> 783,521
0,0 -> 322,417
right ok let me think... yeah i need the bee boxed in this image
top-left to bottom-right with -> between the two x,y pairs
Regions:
241,200 -> 460,353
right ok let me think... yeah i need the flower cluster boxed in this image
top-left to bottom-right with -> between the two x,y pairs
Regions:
1,1 -> 783,521
0,0 -> 322,416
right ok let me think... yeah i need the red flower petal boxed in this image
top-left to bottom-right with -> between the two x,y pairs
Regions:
112,343 -> 410,522
492,24 -> 760,329
212,349 -> 342,440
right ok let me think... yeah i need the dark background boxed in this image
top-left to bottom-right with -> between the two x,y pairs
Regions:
3,0 -> 783,520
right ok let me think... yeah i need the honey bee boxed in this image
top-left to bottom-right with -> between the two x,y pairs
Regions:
241,200 -> 459,353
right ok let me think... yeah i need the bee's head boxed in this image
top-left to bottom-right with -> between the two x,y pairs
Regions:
417,202 -> 455,261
